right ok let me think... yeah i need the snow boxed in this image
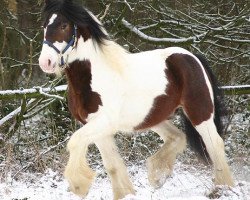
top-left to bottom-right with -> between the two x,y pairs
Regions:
1,85 -> 249,96
1,162 -> 249,200
220,85 -> 250,90
0,85 -> 67,96
0,104 -> 248,200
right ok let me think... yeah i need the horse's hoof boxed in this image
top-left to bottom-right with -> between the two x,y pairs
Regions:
64,167 -> 96,197
146,157 -> 172,188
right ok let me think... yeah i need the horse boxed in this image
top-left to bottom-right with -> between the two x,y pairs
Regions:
38,0 -> 234,199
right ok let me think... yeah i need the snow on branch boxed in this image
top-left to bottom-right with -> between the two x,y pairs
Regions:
0,99 -> 36,127
221,85 -> 250,95
0,85 -> 67,100
35,86 -> 65,100
121,19 -> 206,45
0,83 -> 249,102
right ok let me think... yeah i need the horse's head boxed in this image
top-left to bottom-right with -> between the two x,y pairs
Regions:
39,12 -> 76,73
39,0 -> 108,74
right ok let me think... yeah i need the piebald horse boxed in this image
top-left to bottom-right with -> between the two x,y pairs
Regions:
38,0 -> 234,199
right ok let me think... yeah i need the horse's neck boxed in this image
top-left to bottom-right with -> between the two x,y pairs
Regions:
101,41 -> 129,73
65,60 -> 91,93
65,39 -> 128,123
71,37 -> 128,74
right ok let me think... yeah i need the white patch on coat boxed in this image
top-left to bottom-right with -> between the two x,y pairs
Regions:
39,41 -> 69,73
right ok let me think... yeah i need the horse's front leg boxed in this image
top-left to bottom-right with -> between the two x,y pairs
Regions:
64,128 -> 95,197
95,135 -> 135,200
64,114 -> 113,197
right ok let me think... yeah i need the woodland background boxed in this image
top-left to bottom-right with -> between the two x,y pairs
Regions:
0,0 -> 249,188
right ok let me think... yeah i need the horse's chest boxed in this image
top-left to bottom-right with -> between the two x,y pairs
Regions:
67,86 -> 102,124
65,60 -> 103,124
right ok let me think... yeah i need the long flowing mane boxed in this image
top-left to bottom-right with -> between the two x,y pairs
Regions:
43,0 -> 108,44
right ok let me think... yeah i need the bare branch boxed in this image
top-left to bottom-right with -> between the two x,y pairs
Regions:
0,99 -> 36,127
121,19 -> 205,45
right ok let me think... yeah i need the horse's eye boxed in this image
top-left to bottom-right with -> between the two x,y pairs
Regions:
61,24 -> 67,30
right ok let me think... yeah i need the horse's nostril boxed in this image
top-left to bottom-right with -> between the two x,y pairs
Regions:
48,59 -> 51,66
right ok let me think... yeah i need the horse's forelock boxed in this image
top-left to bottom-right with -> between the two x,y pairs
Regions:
42,0 -> 108,44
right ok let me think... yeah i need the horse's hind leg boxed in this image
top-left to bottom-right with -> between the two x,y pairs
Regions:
95,135 -> 135,200
147,120 -> 186,188
183,93 -> 234,186
193,117 -> 234,186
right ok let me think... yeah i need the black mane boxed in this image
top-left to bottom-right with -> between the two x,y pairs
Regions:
43,0 -> 108,44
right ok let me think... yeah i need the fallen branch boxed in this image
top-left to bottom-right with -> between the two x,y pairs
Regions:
0,85 -> 67,100
0,99 -> 36,127
221,85 -> 250,95
0,84 -> 249,102
0,98 -> 56,128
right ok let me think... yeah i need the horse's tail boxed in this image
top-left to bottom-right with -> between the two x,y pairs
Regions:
181,54 -> 225,162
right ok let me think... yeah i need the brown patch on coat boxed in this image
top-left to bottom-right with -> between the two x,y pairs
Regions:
169,54 -> 214,125
135,67 -> 182,130
135,53 -> 213,130
65,60 -> 102,124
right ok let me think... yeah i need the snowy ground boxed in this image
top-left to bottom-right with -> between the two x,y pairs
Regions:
0,161 -> 249,200
0,111 -> 249,200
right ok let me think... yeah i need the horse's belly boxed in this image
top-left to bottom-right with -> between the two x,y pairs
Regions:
118,71 -> 168,130
118,93 -> 159,131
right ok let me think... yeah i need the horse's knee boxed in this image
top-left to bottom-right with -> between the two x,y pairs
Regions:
67,130 -> 82,151
106,166 -> 118,176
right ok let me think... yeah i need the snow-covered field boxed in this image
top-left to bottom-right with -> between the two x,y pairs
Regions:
1,160 -> 249,200
0,110 -> 249,200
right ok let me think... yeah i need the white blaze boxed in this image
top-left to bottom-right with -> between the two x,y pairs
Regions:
44,14 -> 57,40
48,14 -> 57,25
